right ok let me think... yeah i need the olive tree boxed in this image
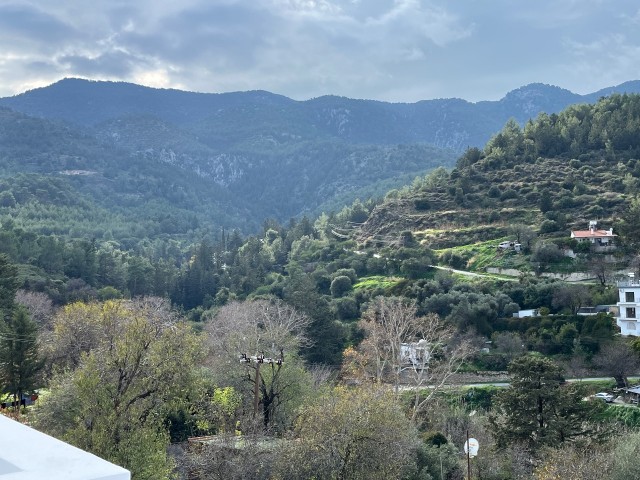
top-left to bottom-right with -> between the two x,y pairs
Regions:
35,297 -> 204,480
273,386 -> 420,480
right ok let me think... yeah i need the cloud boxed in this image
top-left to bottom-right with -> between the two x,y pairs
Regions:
0,0 -> 638,101
0,3 -> 77,51
563,34 -> 640,92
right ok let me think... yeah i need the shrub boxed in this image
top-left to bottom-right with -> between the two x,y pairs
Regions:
531,242 -> 564,264
538,220 -> 559,234
330,275 -> 352,297
333,297 -> 359,320
500,189 -> 518,200
414,198 -> 430,210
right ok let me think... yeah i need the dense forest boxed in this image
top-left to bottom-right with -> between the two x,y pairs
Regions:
4,93 -> 640,479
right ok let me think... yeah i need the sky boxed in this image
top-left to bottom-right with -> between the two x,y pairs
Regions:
1,0 -> 639,103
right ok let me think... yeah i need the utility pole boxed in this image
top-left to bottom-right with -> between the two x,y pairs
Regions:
239,352 -> 284,418
466,429 -> 471,480
463,416 -> 478,480
253,355 -> 262,417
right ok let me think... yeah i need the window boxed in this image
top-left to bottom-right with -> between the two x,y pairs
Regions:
630,322 -> 637,330
627,307 -> 636,319
627,291 -> 636,302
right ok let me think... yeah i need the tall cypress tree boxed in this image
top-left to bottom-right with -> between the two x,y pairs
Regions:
0,306 -> 42,409
0,254 -> 42,409
0,253 -> 19,313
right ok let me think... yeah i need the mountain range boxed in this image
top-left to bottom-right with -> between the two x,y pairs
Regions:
1,78 -> 640,239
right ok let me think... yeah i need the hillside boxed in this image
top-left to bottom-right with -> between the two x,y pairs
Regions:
0,107 -> 455,240
357,94 -> 640,257
0,107 -> 251,239
1,79 -> 640,244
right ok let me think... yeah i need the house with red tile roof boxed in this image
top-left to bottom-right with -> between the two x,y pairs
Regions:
570,221 -> 616,250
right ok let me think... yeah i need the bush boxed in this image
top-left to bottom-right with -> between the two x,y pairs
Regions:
500,189 -> 518,200
538,220 -> 559,234
463,386 -> 501,410
332,268 -> 357,283
574,241 -> 592,253
97,286 -> 122,301
531,242 -> 564,264
333,297 -> 359,320
400,258 -> 431,279
414,198 -> 430,210
439,251 -> 467,270
330,275 -> 352,297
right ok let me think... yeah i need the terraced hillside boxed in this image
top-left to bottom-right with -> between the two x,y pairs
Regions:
358,95 -> 638,253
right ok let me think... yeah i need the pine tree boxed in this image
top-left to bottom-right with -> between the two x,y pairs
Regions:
0,306 -> 42,410
0,253 -> 19,313
489,355 -> 604,450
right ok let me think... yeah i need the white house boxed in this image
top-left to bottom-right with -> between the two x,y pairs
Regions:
513,309 -> 539,318
571,221 -> 616,249
0,414 -> 130,480
400,340 -> 431,367
616,276 -> 640,336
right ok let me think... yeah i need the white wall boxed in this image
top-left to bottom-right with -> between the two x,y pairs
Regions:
0,414 -> 130,480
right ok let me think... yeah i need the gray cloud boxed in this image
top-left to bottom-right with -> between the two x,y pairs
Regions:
0,0 -> 639,101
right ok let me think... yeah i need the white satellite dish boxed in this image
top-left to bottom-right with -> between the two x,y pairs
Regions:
464,438 -> 479,458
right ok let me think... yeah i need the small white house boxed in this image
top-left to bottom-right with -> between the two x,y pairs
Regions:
571,221 -> 616,249
513,309 -> 539,318
0,414 -> 130,480
400,340 -> 431,367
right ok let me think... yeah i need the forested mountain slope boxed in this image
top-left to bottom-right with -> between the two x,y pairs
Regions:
0,107 -> 248,240
2,79 -> 640,244
0,83 -> 457,236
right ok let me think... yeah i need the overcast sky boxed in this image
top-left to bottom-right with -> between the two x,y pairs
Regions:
1,0 -> 639,102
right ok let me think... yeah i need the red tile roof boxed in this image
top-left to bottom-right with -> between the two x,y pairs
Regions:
571,229 -> 616,238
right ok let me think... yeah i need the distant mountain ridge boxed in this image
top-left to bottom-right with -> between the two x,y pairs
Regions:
3,78 -> 640,152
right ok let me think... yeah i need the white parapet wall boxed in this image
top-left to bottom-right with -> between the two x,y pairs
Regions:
0,414 -> 130,480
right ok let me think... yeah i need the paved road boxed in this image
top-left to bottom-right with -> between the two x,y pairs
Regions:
401,376 -> 639,389
430,265 -> 518,281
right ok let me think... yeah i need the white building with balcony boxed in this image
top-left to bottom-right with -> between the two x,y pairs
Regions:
616,278 -> 640,336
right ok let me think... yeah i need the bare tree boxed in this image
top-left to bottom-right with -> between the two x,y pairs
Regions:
204,298 -> 310,359
551,284 -> 590,314
588,254 -> 613,286
356,296 -> 473,423
186,430 -> 275,480
203,298 -> 312,428
14,290 -> 54,328
593,340 -> 640,388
